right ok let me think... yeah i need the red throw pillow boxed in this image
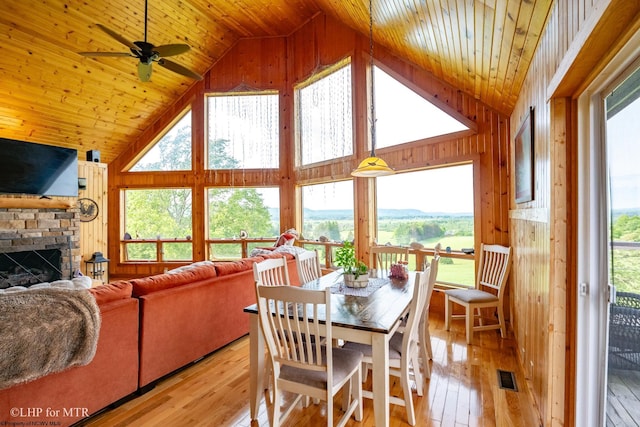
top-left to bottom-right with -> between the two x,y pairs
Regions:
275,233 -> 296,247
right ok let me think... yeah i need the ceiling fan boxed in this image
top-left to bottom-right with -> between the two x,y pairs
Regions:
79,0 -> 202,82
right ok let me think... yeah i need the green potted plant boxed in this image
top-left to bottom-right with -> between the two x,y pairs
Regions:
335,241 -> 369,288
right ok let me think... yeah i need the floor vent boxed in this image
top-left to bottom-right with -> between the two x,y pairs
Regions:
497,369 -> 518,391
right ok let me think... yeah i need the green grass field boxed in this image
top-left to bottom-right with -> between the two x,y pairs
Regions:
334,227 -> 478,286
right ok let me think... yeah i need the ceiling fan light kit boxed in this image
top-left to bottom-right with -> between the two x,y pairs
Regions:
78,0 -> 202,82
138,62 -> 153,82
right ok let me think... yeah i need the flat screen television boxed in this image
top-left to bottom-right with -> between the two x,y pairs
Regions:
0,138 -> 78,197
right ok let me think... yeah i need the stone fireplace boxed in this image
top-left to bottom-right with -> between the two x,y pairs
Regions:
0,205 -> 80,288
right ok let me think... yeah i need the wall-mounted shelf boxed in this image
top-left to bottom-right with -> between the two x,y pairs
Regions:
0,197 -> 73,209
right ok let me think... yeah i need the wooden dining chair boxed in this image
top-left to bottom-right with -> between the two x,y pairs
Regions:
253,256 -> 293,402
395,254 -> 439,381
342,267 -> 432,426
369,245 -> 409,271
444,243 -> 512,344
253,256 -> 291,287
294,249 -> 322,284
255,284 -> 363,427
419,254 -> 439,379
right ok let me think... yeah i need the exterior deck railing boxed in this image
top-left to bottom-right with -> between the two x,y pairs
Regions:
609,291 -> 640,371
120,237 -> 476,287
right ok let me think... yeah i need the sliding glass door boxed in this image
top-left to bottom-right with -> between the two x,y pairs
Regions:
603,64 -> 640,426
576,31 -> 640,427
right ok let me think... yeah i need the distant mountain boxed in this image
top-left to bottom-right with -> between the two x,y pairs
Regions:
295,208 -> 472,220
612,208 -> 640,218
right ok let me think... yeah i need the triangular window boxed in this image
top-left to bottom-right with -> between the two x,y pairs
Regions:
130,111 -> 192,171
374,66 -> 469,148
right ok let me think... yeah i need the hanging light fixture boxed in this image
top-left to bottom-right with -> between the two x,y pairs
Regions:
352,0 -> 394,177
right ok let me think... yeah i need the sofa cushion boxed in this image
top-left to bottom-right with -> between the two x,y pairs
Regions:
89,281 -> 133,305
214,256 -> 264,277
131,263 -> 218,297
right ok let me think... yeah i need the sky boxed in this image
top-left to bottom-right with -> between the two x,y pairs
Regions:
277,163 -> 474,214
607,95 -> 640,211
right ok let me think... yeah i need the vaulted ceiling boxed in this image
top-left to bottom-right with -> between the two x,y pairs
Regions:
0,0 -> 552,164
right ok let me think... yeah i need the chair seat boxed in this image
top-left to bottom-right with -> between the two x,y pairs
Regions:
445,288 -> 498,303
342,332 -> 404,360
281,347 -> 363,388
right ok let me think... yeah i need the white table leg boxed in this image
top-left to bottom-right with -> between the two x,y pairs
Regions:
371,333 -> 390,427
249,313 -> 264,420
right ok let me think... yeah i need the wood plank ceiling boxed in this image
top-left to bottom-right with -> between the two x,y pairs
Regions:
0,0 -> 552,164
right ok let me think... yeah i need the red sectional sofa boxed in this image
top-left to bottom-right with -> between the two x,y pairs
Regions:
133,254 -> 299,388
0,253 -> 298,426
0,281 -> 139,426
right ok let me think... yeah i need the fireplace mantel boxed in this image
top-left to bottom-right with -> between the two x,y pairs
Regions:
0,197 -> 73,209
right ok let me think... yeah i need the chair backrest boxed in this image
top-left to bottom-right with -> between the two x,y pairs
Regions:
403,267 -> 431,347
370,245 -> 409,271
253,256 -> 291,287
256,284 -> 332,386
476,244 -> 512,297
295,249 -> 322,284
425,255 -> 439,312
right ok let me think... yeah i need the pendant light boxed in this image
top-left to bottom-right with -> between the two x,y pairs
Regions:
352,0 -> 394,177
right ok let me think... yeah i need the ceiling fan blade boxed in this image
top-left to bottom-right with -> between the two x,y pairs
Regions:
95,23 -> 140,52
157,59 -> 203,80
78,51 -> 132,57
154,44 -> 190,57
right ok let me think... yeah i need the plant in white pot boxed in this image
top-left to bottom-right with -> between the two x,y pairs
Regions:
335,241 -> 369,288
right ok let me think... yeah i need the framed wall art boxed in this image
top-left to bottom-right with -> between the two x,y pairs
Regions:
514,107 -> 534,203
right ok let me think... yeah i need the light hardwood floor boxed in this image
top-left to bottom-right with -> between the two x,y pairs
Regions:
82,311 -> 542,427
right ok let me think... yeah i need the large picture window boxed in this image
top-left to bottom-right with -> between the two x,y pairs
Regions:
207,187 -> 280,259
207,187 -> 280,238
207,93 -> 279,169
301,181 -> 354,242
301,181 -> 354,269
297,61 -> 353,165
376,165 -> 475,285
123,188 -> 193,261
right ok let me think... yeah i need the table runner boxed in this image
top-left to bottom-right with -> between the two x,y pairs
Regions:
330,277 -> 389,297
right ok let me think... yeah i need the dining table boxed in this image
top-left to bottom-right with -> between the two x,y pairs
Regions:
244,268 -> 417,427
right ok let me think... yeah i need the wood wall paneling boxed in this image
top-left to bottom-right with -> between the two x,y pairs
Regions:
509,0 -> 640,425
78,160 -> 108,277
